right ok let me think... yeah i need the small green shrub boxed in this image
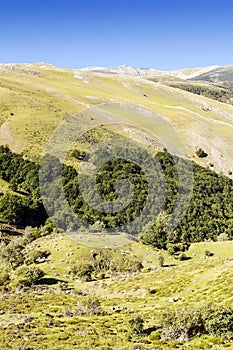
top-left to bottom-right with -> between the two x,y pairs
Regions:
167,243 -> 189,256
162,304 -> 233,340
26,250 -> 51,264
205,249 -> 214,257
0,269 -> 10,286
204,306 -> 233,336
69,262 -> 94,281
176,252 -> 189,261
69,249 -> 143,281
0,239 -> 25,269
129,315 -> 144,335
158,253 -> 164,267
75,296 -> 103,316
196,148 -> 208,158
149,329 -> 162,340
16,266 -> 45,287
162,306 -> 205,340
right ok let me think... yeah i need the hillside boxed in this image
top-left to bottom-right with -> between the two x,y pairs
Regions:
0,63 -> 233,176
0,230 -> 233,349
1,63 -> 233,350
192,65 -> 233,84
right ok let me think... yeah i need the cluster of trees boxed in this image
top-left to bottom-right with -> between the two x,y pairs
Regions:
69,248 -> 143,281
161,303 -> 233,340
0,224 -> 54,289
1,145 -> 233,251
128,303 -> 233,341
142,151 -> 233,249
0,145 -> 47,226
125,302 -> 233,345
168,82 -> 233,105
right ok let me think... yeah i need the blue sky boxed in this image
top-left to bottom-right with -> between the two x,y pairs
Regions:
0,0 -> 232,70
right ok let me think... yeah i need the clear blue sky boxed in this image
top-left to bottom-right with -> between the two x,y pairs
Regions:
0,0 -> 232,70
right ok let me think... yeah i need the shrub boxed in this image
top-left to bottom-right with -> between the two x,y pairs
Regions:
204,306 -> 233,336
196,148 -> 208,158
162,306 -> 205,340
75,296 -> 103,316
70,249 -> 143,281
110,254 -> 143,273
162,304 -> 233,340
205,249 -> 214,257
149,329 -> 162,340
129,315 -> 144,335
176,252 -> 189,261
26,250 -> 51,264
158,253 -> 164,267
16,266 -> 45,287
0,269 -> 10,286
69,262 -> 94,282
167,243 -> 189,256
0,239 -> 25,269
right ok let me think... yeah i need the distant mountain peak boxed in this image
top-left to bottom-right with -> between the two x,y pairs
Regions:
78,64 -> 223,80
79,64 -> 160,77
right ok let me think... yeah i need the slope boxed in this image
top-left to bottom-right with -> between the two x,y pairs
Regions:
1,63 -> 233,176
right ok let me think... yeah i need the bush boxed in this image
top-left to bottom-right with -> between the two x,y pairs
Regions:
205,249 -> 214,257
111,255 -> 143,273
176,252 -> 189,261
149,329 -> 162,340
162,304 -> 233,340
0,269 -> 10,286
167,243 -> 189,256
69,263 -> 94,282
129,315 -> 144,335
204,306 -> 233,336
158,253 -> 164,267
196,148 -> 208,158
75,296 -> 103,316
0,239 -> 25,269
16,266 -> 45,287
26,250 -> 51,264
162,306 -> 205,340
69,249 -> 143,281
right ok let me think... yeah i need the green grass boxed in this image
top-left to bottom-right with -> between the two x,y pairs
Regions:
1,64 -> 233,174
0,235 -> 233,349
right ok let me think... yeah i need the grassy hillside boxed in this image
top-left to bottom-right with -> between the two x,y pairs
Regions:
192,65 -> 233,83
165,81 -> 233,106
0,232 -> 233,349
1,64 -> 233,175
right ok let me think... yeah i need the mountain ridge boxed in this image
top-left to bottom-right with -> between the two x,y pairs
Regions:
79,63 -> 220,80
0,62 -> 224,80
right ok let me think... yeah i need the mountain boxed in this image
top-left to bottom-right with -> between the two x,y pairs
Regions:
80,64 -> 219,80
79,64 -> 161,76
192,64 -> 233,84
